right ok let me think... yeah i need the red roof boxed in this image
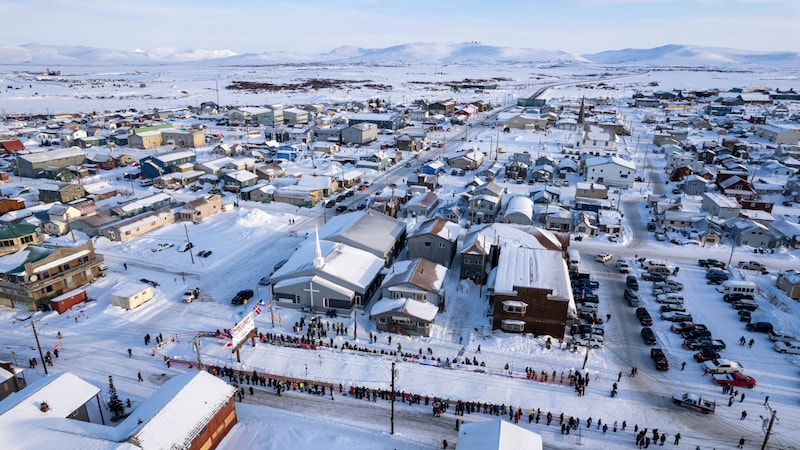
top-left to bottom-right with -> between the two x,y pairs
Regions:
0,140 -> 25,153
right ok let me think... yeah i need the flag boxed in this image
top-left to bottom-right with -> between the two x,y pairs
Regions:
253,305 -> 262,315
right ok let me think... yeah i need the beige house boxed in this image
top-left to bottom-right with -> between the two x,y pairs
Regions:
342,123 -> 378,145
273,187 -> 324,207
98,207 -> 177,242
0,223 -> 45,257
128,130 -> 163,149
178,194 -> 223,223
0,241 -> 104,310
162,128 -> 205,148
575,182 -> 609,199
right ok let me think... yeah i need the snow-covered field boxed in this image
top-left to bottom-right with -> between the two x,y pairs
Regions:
1,58 -> 800,449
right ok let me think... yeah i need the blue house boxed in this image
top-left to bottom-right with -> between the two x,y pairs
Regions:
139,151 -> 197,179
275,145 -> 302,162
421,160 -> 446,175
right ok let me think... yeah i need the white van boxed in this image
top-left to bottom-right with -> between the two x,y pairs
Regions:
716,280 -> 757,295
643,259 -> 668,271
139,179 -> 154,187
567,249 -> 581,270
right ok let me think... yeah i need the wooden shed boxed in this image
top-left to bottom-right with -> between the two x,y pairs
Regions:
111,284 -> 154,310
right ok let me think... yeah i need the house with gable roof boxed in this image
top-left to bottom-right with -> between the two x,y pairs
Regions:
370,258 -> 447,336
583,156 -> 636,188
407,217 -> 460,268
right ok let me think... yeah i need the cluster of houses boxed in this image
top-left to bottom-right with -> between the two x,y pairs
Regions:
268,209 -> 576,339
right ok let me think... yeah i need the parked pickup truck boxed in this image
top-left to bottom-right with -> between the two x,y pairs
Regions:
684,338 -> 726,351
673,392 -> 716,414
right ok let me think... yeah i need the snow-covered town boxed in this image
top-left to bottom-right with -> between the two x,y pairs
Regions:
1,41 -> 800,450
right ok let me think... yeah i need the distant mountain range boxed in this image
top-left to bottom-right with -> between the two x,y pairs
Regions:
0,42 -> 798,67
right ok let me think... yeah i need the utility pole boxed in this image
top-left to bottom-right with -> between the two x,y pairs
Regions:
582,340 -> 591,370
390,361 -> 396,435
761,409 -> 777,450
352,306 -> 358,341
184,224 -> 195,264
193,334 -> 203,369
26,319 -> 48,375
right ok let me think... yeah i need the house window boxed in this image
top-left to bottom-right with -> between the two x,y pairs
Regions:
391,291 -> 403,299
439,242 -> 446,248
500,319 -> 525,332
378,317 -> 387,323
322,298 -> 329,307
502,301 -> 527,314
424,242 -> 431,247
414,293 -> 425,301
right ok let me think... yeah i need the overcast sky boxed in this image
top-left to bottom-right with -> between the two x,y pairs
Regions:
4,0 -> 798,55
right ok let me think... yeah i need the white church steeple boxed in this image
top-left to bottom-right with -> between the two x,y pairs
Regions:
313,225 -> 325,269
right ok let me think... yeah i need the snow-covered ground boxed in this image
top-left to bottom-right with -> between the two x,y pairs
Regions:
1,60 -> 800,449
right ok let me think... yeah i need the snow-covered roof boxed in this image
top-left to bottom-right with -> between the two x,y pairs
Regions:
319,211 -> 405,260
127,370 -> 235,449
504,196 -> 534,219
409,217 -> 460,242
18,147 -> 86,163
494,246 -> 572,304
369,297 -> 439,322
456,418 -> 543,450
380,258 -> 447,294
584,155 -> 635,170
272,239 -> 384,293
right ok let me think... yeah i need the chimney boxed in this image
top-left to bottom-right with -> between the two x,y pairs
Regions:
40,401 -> 50,413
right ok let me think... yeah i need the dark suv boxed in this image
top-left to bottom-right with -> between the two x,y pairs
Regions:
745,321 -> 773,333
636,307 -> 653,326
231,289 -> 254,305
641,327 -> 657,345
626,275 -> 639,291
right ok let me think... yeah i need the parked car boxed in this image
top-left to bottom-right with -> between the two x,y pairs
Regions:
641,327 -> 657,345
656,294 -> 684,305
653,286 -> 681,296
625,289 -> 640,307
659,304 -> 686,313
151,243 -> 175,252
737,261 -> 768,273
745,322 -> 773,333
738,310 -> 752,322
596,252 -> 612,263
650,348 -> 669,371
706,272 -> 729,284
693,347 -> 720,362
661,311 -> 693,322
616,260 -> 631,273
685,338 -> 726,351
703,359 -> 744,374
626,275 -> 639,291
671,321 -> 702,334
731,299 -> 759,311
258,276 -> 271,286
575,336 -> 604,349
636,307 -> 653,326
335,205 -> 348,213
768,330 -> 798,343
654,280 -> 684,291
682,327 -> 712,338
231,289 -> 254,305
774,340 -> 800,354
325,200 -> 336,208
713,372 -> 757,388
642,271 -> 668,282
724,293 -> 755,303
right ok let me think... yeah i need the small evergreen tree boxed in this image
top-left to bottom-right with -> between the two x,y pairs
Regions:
107,375 -> 125,421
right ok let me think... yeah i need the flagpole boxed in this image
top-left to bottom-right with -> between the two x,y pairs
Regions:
269,288 -> 275,329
